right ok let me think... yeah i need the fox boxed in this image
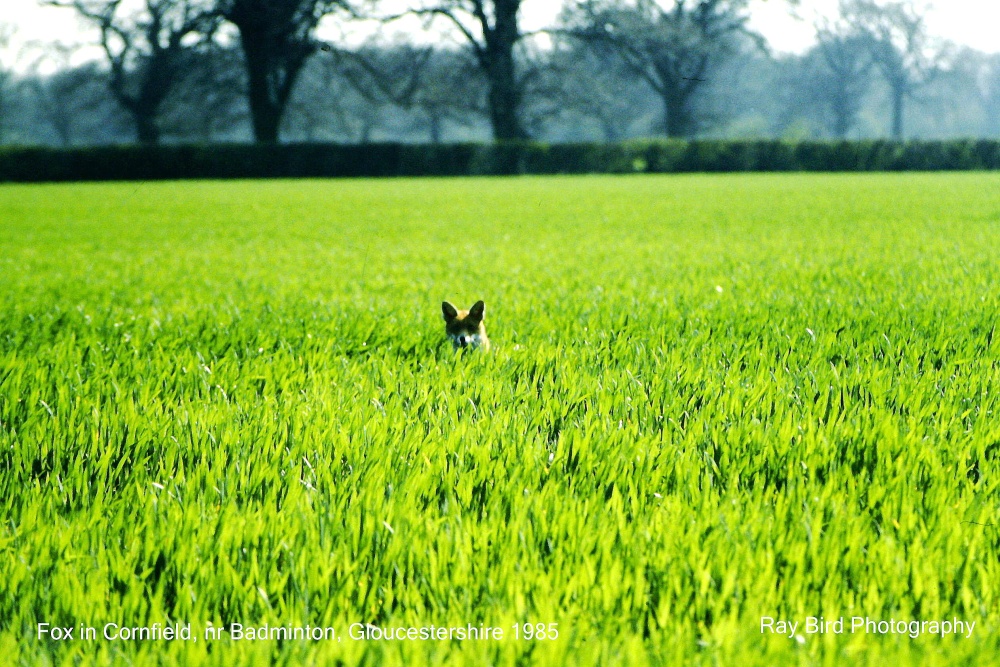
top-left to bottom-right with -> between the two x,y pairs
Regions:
442,300 -> 490,352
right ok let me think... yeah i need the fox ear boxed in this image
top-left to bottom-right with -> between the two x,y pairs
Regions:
468,300 -> 486,322
442,301 -> 459,322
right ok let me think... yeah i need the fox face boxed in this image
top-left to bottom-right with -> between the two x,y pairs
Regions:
442,300 -> 490,351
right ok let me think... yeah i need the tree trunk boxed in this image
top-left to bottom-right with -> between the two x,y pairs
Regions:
832,113 -> 850,139
241,35 -> 284,143
360,116 -> 374,143
486,63 -> 526,140
831,87 -> 851,139
51,112 -> 73,147
134,112 -> 161,144
890,84 -> 905,140
663,92 -> 692,138
428,112 -> 442,143
117,94 -> 162,145
600,117 -> 620,142
483,0 -> 527,141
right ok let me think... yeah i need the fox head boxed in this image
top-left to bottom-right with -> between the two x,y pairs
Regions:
442,300 -> 490,351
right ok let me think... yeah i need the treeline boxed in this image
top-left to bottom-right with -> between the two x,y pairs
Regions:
1,0 -> 999,147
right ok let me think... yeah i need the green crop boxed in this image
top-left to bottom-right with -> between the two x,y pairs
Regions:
2,174 -> 1000,665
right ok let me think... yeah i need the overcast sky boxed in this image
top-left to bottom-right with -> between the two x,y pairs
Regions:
2,0 -> 998,73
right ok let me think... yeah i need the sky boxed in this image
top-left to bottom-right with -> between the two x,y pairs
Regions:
2,0 -> 999,74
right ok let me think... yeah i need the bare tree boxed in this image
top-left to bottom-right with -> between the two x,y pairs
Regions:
159,44 -> 249,141
335,42 -> 432,112
46,0 -> 218,144
278,46 -> 400,142
34,67 -> 114,145
280,53 -> 349,140
546,40 -> 653,141
842,0 -> 946,140
335,43 -> 485,142
287,49 -> 391,142
563,0 -> 764,138
407,49 -> 487,142
389,0 -> 533,140
216,0 -> 350,142
811,18 -> 874,138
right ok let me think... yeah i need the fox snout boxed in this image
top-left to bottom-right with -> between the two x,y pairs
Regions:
442,300 -> 491,352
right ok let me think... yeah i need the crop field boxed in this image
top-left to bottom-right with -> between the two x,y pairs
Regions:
2,173 -> 1000,666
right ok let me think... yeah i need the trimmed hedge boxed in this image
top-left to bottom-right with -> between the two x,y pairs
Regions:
1,139 -> 999,182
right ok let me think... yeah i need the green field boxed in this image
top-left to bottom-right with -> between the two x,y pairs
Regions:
2,174 -> 1000,666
